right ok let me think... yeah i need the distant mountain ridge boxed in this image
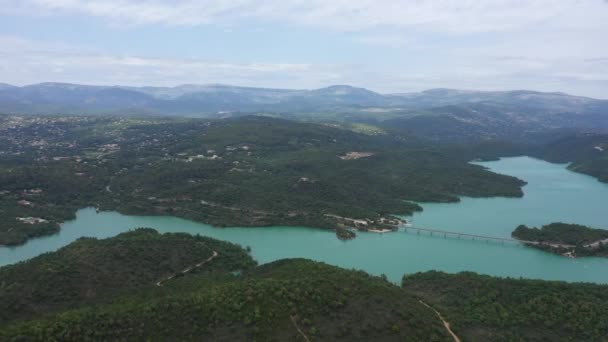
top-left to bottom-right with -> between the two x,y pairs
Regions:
387,88 -> 601,110
0,83 -> 17,91
1,82 -> 606,117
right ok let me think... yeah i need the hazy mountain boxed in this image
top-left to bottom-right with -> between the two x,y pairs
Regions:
0,83 -> 606,136
292,85 -> 387,105
378,101 -> 608,144
386,88 -> 601,110
0,82 -> 157,115
125,84 -> 300,101
0,83 -> 388,115
0,83 -> 16,91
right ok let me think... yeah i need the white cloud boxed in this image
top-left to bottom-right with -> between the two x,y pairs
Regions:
0,1 -> 607,97
2,0 -> 606,34
0,35 -> 347,88
2,34 -> 607,98
352,34 -> 417,48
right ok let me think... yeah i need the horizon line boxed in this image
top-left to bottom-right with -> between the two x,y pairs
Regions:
1,81 -> 602,100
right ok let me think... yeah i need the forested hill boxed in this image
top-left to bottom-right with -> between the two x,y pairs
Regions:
0,115 -> 525,245
1,83 -> 606,117
403,271 -> 608,341
0,233 -> 452,341
0,228 -> 256,324
532,133 -> 608,182
2,229 -> 608,341
512,222 -> 608,257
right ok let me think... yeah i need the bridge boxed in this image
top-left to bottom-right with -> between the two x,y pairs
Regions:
400,225 -> 574,248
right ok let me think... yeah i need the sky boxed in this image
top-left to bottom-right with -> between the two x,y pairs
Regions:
0,0 -> 607,98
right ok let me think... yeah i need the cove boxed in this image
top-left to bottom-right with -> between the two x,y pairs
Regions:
1,156 -> 608,284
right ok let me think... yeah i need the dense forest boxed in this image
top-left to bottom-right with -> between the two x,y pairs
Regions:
0,232 -> 451,341
403,271 -> 608,341
0,228 -> 256,324
0,114 -> 526,245
1,113 -> 604,247
2,230 -> 608,341
532,133 -> 608,183
513,222 -> 608,257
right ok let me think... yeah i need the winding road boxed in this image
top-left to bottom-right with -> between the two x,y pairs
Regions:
290,315 -> 311,342
156,250 -> 219,287
419,300 -> 461,342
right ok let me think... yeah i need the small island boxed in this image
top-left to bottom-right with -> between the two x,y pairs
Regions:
327,214 -> 407,240
512,222 -> 608,258
335,227 -> 357,240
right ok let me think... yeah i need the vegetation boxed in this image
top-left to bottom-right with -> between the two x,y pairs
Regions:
513,222 -> 608,257
348,122 -> 387,136
533,133 -> 608,183
0,114 -> 526,245
1,86 -> 607,341
0,228 -> 256,324
403,271 -> 608,341
0,161 -> 110,245
0,233 -> 451,341
3,227 -> 608,340
335,227 -> 356,240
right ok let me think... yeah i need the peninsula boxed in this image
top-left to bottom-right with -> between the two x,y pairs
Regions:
512,222 -> 608,257
0,115 -> 525,246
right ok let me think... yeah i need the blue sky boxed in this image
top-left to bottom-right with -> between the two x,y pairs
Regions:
0,0 -> 607,98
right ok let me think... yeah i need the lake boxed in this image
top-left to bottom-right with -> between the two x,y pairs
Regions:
2,156 -> 608,283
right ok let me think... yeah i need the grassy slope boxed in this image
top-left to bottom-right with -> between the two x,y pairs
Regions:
403,271 -> 608,342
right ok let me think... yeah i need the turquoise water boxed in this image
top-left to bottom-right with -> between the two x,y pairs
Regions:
1,156 -> 608,283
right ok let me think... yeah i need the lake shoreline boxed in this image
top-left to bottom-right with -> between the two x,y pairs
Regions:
2,156 -> 608,285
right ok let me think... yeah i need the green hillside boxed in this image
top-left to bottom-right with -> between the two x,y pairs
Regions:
533,133 -> 608,183
513,223 -> 608,257
403,271 -> 608,341
3,229 -> 608,341
0,228 -> 256,324
0,115 -> 526,245
0,232 -> 451,341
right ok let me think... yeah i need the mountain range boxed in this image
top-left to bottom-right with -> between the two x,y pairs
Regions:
0,82 -> 605,116
1,82 -> 607,146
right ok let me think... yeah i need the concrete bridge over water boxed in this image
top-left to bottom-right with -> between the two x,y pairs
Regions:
399,225 -> 574,248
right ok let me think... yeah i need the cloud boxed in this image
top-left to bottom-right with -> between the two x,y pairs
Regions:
352,34 -> 417,48
2,34 -> 607,99
0,35 -> 347,88
3,0 -> 606,34
0,1 -> 607,98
